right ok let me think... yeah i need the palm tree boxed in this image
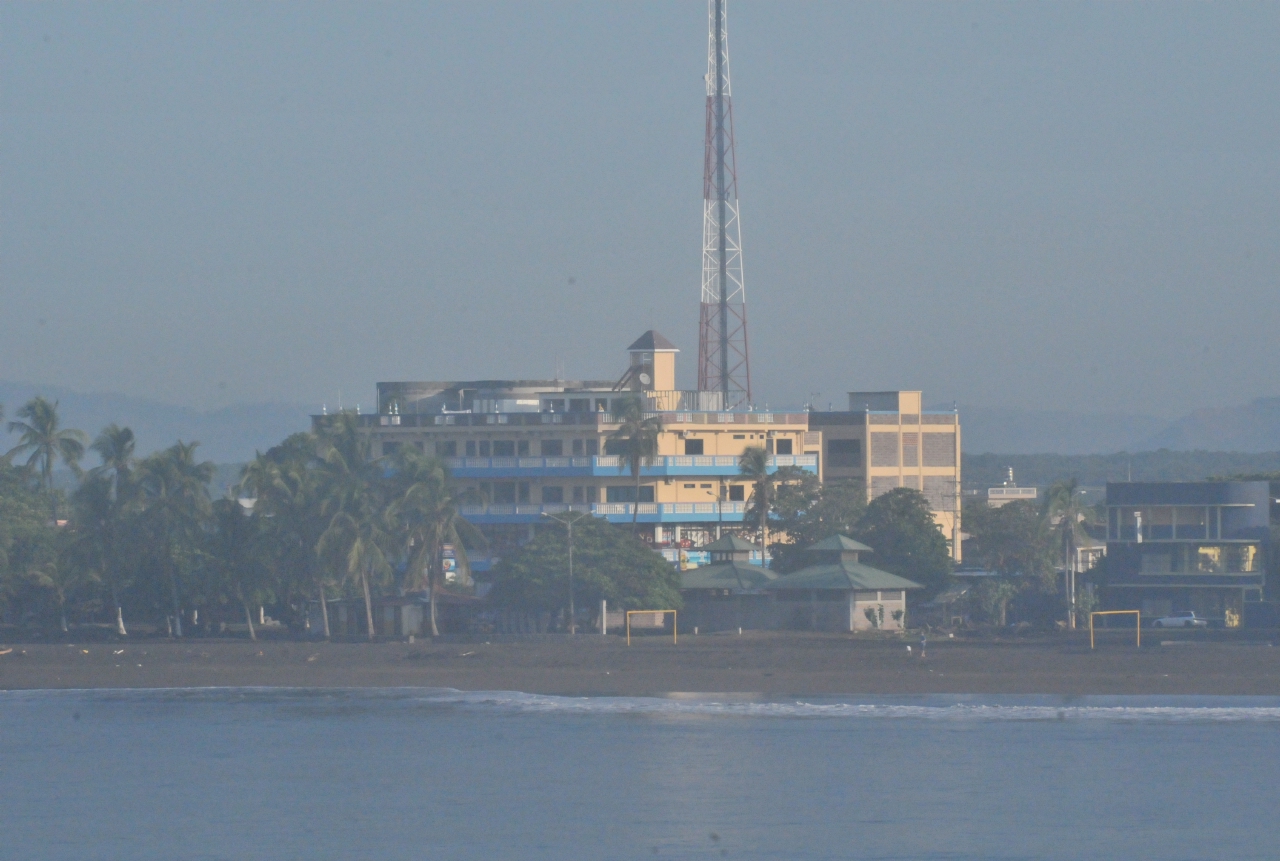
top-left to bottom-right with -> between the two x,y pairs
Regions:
607,397 -> 662,528
88,424 -> 136,635
317,413 -> 390,640
24,560 -> 99,634
240,436 -> 331,637
209,497 -> 270,640
136,441 -> 215,637
387,448 -> 486,636
1042,478 -> 1093,629
7,397 -> 87,521
738,445 -> 773,563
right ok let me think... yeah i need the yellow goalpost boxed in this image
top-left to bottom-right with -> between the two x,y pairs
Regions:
626,610 -> 678,645
1090,610 -> 1141,649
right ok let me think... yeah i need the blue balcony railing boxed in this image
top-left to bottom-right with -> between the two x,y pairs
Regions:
444,454 -> 817,478
458,501 -> 750,524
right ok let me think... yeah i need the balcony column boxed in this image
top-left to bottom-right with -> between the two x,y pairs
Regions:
675,525 -> 682,543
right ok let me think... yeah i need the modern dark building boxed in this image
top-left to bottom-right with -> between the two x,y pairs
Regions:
1102,481 -> 1268,626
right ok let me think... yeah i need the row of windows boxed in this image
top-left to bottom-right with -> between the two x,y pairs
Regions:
681,438 -> 793,455
433,438 -> 603,458
473,482 -> 686,505
826,434 -> 957,469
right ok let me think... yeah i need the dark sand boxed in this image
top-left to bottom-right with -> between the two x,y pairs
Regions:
2,631 -> 1280,696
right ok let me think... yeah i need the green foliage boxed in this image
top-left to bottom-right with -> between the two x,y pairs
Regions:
964,450 -> 1280,489
769,476 -> 865,573
853,489 -> 953,594
606,397 -> 662,525
488,516 -> 682,613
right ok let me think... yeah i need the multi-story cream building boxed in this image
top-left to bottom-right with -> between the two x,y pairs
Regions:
318,335 -> 960,559
808,391 -> 962,560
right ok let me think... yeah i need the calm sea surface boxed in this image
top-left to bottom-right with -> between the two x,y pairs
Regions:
4,688 -> 1280,860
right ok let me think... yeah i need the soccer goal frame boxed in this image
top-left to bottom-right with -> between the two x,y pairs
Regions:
626,610 -> 678,645
1090,610 -> 1141,649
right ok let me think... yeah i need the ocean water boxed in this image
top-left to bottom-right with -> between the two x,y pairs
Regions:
4,689 -> 1280,860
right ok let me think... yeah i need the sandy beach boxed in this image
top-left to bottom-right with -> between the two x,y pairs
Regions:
2,631 -> 1279,696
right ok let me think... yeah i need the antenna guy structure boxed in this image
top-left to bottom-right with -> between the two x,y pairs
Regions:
697,0 -> 751,409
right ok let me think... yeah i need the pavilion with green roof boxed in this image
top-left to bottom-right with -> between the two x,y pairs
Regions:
679,534 -> 778,632
764,535 -> 923,632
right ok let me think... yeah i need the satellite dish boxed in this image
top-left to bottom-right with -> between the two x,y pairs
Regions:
639,372 -> 652,386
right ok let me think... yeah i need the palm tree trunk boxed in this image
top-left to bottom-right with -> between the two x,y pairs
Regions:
168,558 -> 183,638
318,583 -> 331,639
361,566 -> 376,640
243,602 -> 257,641
429,567 -> 440,637
110,582 -> 127,637
631,462 -> 641,528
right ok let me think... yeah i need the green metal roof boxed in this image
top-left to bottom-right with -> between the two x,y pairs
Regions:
701,535 -> 759,553
764,560 -> 922,592
681,561 -> 777,591
806,535 -> 873,553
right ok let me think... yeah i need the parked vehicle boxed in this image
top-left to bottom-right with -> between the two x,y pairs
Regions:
1151,610 -> 1209,628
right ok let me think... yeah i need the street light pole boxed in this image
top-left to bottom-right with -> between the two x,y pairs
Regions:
542,510 -> 590,635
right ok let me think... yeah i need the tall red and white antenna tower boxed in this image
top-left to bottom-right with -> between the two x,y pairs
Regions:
697,0 -> 751,408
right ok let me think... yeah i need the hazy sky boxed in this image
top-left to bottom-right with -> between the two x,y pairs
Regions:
4,2 -> 1280,418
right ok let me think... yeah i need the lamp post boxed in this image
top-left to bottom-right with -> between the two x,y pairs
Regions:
542,510 -> 590,634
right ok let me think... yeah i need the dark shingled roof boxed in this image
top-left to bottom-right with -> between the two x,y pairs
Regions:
807,535 -> 873,553
681,561 -> 777,591
764,562 -> 923,592
627,330 -> 678,352
701,535 -> 759,553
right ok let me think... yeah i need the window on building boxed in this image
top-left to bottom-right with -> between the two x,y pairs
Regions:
542,439 -> 563,457
728,485 -> 745,502
465,441 -> 477,457
700,483 -> 712,489
382,441 -> 400,456
569,399 -> 590,413
479,441 -> 491,457
902,433 -> 919,467
870,433 -> 899,467
595,398 -> 610,412
607,486 -> 655,503
775,438 -> 793,455
478,482 -> 491,502
922,433 -> 956,467
542,486 -> 564,503
684,439 -> 704,455
518,482 -> 530,503
827,438 -> 862,468
492,441 -> 515,457
517,440 -> 530,457
573,486 -> 586,504
493,482 -> 516,504
586,439 -> 599,456
733,434 -> 746,440
604,439 -> 625,456
542,399 -> 566,413
572,439 -> 584,455
435,441 -> 457,457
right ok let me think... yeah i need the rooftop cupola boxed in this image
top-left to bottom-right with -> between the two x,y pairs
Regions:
625,330 -> 678,392
805,535 -> 874,566
702,534 -> 758,565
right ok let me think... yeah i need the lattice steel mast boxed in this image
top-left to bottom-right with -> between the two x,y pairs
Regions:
697,0 -> 751,408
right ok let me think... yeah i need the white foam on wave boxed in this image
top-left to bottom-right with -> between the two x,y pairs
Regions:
420,690 -> 1280,723
5,687 -> 1280,723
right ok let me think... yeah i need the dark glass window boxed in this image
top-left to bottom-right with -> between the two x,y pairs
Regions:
775,439 -> 793,455
828,438 -> 861,467
542,440 -> 564,457
492,441 -> 515,457
466,441 -> 477,457
684,439 -> 704,455
435,441 -> 457,457
728,485 -> 745,502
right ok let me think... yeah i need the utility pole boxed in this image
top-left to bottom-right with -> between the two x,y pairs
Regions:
697,0 -> 751,408
543,510 -> 590,635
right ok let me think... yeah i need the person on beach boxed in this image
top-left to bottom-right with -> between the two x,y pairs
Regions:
919,632 -> 927,660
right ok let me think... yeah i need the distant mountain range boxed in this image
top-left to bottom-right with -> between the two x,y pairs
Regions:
956,397 -> 1280,455
0,381 -> 312,464
5,380 -> 1280,467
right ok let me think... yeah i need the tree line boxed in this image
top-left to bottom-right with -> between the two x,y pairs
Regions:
0,398 -> 483,639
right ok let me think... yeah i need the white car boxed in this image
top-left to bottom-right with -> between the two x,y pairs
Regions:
1151,611 -> 1209,628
